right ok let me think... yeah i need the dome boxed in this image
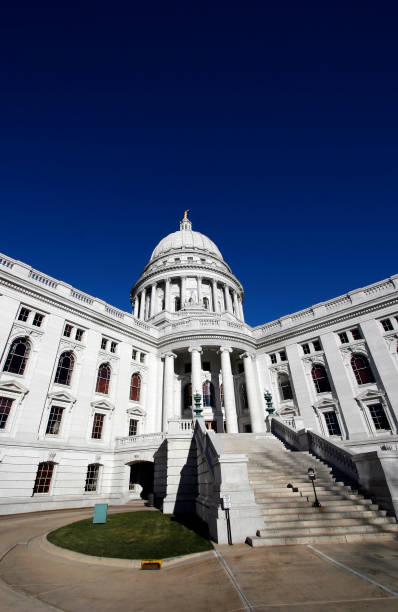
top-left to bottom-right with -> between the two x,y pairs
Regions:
150,214 -> 223,261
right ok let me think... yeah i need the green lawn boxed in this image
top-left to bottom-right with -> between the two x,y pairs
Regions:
47,511 -> 213,559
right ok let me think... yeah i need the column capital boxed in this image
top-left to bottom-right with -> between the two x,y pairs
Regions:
218,346 -> 233,354
161,351 -> 177,360
166,277 -> 171,284
188,346 -> 203,354
240,351 -> 256,360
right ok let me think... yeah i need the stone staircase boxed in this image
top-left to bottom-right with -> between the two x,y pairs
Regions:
217,433 -> 398,546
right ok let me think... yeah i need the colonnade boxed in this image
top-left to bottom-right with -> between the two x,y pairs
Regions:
133,276 -> 244,321
162,346 -> 265,434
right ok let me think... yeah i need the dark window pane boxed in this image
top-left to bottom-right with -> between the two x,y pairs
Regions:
46,406 -> 64,435
279,351 -> 287,361
63,324 -> 73,337
338,332 -> 349,344
32,313 -> 44,327
18,308 -> 30,322
85,463 -> 100,491
302,344 -> 311,354
184,383 -> 192,410
129,419 -> 138,436
279,374 -> 293,400
110,342 -> 117,353
54,352 -> 74,385
0,397 -> 13,429
270,354 -> 277,364
350,328 -> 361,340
96,363 -> 111,394
311,365 -> 331,393
129,373 -> 141,401
91,413 -> 105,439
381,319 -> 393,332
324,411 -> 342,436
33,462 -> 55,494
75,328 -> 84,341
351,354 -> 375,385
312,340 -> 321,352
368,403 -> 390,430
101,338 -> 107,350
202,381 -> 215,407
3,337 -> 31,375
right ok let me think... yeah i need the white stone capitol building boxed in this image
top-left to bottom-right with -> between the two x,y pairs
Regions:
0,213 -> 398,543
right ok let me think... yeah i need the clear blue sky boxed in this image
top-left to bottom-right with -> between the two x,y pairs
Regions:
1,2 -> 397,326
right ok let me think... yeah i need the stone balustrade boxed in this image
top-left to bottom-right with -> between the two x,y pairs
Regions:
115,432 -> 166,448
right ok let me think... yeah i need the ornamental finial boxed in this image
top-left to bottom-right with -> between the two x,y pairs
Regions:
184,209 -> 189,219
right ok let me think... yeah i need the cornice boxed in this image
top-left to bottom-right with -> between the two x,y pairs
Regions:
157,330 -> 256,350
256,296 -> 398,349
0,276 -> 158,348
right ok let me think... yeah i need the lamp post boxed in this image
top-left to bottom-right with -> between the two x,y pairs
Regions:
193,392 -> 203,419
264,390 -> 275,415
308,467 -> 321,508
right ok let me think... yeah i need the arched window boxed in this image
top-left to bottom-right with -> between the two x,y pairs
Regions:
351,354 -> 375,385
54,351 -> 75,385
311,364 -> 331,393
241,383 -> 248,409
203,297 -> 209,310
96,363 -> 111,394
202,381 -> 215,407
220,383 -> 224,407
33,461 -> 55,494
184,383 -> 192,410
3,337 -> 31,375
278,373 -> 293,401
130,373 -> 141,401
174,297 -> 181,312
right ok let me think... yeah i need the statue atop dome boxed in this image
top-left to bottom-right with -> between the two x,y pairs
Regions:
180,210 -> 192,231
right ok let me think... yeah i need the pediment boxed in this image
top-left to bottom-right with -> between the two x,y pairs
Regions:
0,379 -> 28,395
278,405 -> 296,416
90,399 -> 115,411
48,391 -> 76,403
127,406 -> 146,417
356,388 -> 384,401
313,397 -> 337,410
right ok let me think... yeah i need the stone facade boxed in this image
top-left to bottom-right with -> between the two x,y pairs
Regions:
0,216 -> 397,515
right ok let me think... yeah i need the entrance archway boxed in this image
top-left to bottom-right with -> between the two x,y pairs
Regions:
128,461 -> 154,500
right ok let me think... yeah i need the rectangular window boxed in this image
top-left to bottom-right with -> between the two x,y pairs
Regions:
32,313 -> 44,327
270,353 -> 277,364
75,328 -> 84,341
84,464 -> 100,492
338,332 -> 349,344
279,350 -> 287,362
0,397 -> 13,429
324,411 -> 342,436
18,307 -> 30,322
132,349 -> 137,360
187,256 -> 194,261
91,413 -> 105,439
368,403 -> 391,431
101,338 -> 108,350
64,324 -> 73,338
45,406 -> 64,435
312,340 -> 322,352
203,361 -> 211,371
33,462 -> 55,494
139,352 -> 145,364
110,341 -> 117,354
350,328 -> 361,340
302,343 -> 310,354
129,418 -> 138,436
381,319 -> 393,332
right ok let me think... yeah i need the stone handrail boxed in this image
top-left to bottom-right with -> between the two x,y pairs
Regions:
271,417 -> 308,450
168,419 -> 194,434
115,432 -> 166,448
307,430 -> 359,481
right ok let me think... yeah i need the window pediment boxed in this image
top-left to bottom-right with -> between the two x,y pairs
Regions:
47,390 -> 76,404
90,399 -> 115,411
356,388 -> 384,402
0,379 -> 29,395
313,397 -> 338,410
127,406 -> 146,417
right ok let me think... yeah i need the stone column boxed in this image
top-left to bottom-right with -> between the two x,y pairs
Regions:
233,291 -> 240,318
189,346 -> 203,410
219,347 -> 239,433
224,285 -> 233,313
162,352 -> 177,431
181,276 -> 187,307
133,296 -> 139,317
165,278 -> 171,312
241,352 -> 265,432
139,288 -> 146,320
285,344 -> 317,429
212,280 -> 218,312
150,284 -> 157,318
197,276 -> 203,305
238,297 -> 244,322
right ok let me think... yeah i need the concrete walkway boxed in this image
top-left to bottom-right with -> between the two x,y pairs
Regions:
0,504 -> 397,611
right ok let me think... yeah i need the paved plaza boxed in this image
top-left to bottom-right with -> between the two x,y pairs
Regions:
0,504 -> 397,611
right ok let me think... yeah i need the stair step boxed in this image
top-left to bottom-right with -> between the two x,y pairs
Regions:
260,517 -> 396,529
262,510 -> 390,522
246,532 -> 398,547
257,523 -> 398,537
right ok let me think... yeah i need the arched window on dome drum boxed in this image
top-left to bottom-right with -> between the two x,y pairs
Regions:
3,337 -> 31,375
351,354 -> 375,385
311,364 -> 331,393
184,383 -> 192,410
174,297 -> 181,312
202,381 -> 215,407
130,373 -> 141,401
278,373 -> 293,401
203,297 -> 209,310
96,363 -> 111,394
54,351 -> 75,385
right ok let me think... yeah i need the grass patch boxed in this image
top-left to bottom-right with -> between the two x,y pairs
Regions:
47,510 -> 213,559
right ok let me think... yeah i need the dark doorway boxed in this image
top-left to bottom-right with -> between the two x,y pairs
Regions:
129,461 -> 154,500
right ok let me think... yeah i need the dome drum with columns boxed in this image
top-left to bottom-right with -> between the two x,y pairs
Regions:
130,213 -> 245,324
